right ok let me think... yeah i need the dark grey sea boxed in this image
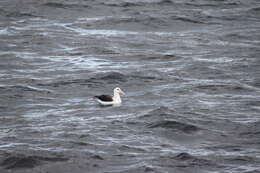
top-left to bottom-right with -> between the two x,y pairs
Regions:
0,0 -> 260,172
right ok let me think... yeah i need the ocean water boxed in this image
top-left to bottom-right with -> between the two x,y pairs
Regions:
0,0 -> 260,172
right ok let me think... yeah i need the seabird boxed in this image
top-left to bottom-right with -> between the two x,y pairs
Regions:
94,87 -> 125,106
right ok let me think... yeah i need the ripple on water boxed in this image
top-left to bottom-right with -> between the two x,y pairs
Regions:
0,152 -> 68,170
132,107 -> 202,135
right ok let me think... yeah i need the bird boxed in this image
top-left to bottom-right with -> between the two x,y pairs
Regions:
94,87 -> 125,106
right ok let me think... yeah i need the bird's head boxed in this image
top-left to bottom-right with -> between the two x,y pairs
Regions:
114,87 -> 125,95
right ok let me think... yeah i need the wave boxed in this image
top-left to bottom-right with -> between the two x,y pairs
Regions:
171,15 -> 206,24
138,107 -> 200,134
78,15 -> 169,28
157,152 -> 216,168
0,85 -> 52,94
101,0 -> 174,7
0,8 -> 38,18
193,83 -> 255,94
75,14 -> 207,30
129,54 -> 181,61
0,154 -> 68,169
206,144 -> 243,152
250,7 -> 260,13
89,72 -> 127,83
42,2 -> 90,10
148,120 -> 200,133
138,106 -> 174,119
184,1 -> 241,7
36,72 -> 127,87
222,155 -> 260,165
239,121 -> 260,138
38,71 -> 163,87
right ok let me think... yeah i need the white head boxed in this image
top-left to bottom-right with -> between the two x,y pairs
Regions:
113,87 -> 125,95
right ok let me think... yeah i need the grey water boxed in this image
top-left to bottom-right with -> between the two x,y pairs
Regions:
0,0 -> 260,172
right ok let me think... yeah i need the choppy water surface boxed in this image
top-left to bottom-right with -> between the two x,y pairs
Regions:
1,0 -> 260,172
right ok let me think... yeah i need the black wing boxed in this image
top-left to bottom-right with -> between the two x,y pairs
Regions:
94,95 -> 113,101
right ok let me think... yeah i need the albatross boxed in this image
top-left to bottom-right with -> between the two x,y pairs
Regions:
94,87 -> 125,106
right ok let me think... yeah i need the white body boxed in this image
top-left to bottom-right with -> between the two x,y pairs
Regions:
96,99 -> 121,106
